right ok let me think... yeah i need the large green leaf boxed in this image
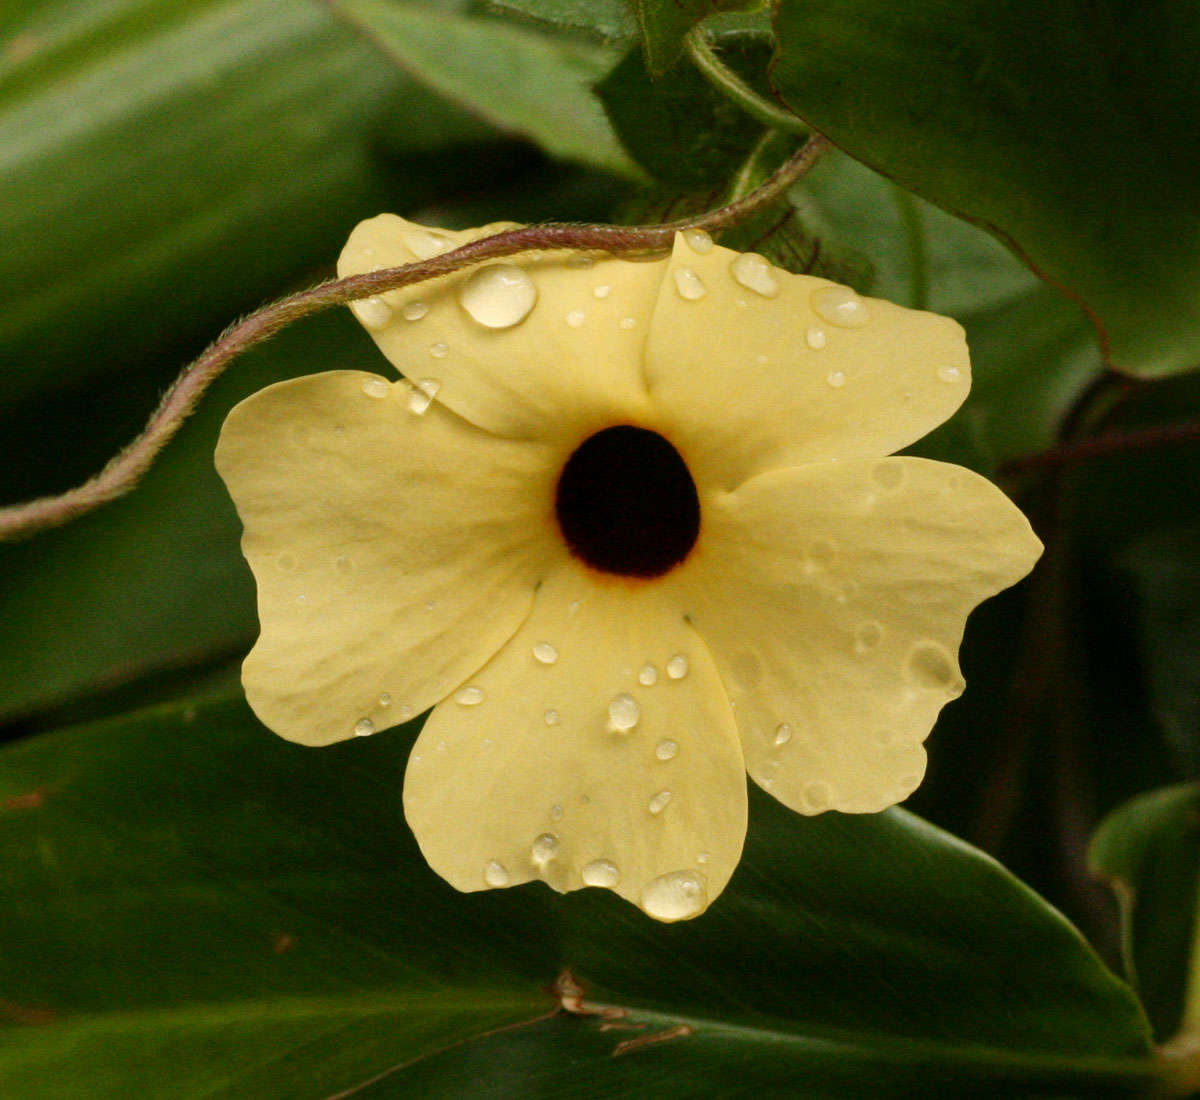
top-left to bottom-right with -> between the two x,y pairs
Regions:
1090,784 -> 1200,1043
329,0 -> 640,179
0,694 -> 1156,1095
771,0 -> 1200,378
0,0 -> 495,410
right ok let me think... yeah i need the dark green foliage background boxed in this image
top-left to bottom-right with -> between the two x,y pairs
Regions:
1,0 -> 1198,1094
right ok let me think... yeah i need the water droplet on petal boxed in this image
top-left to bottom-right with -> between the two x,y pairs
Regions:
550,804 -> 563,821
428,342 -> 449,359
608,693 -> 640,732
666,654 -> 689,680
638,663 -> 659,686
403,225 -> 454,259
802,782 -> 833,812
682,227 -> 714,254
905,641 -> 964,695
544,708 -> 561,727
354,717 -> 375,737
532,642 -> 559,665
731,252 -> 779,297
360,377 -> 389,399
567,254 -> 595,269
531,833 -> 559,864
806,326 -> 827,349
582,859 -> 620,887
407,377 -> 441,415
937,365 -> 962,384
398,704 -> 414,720
655,738 -> 679,761
565,309 -> 586,328
402,300 -> 429,322
648,789 -> 672,814
872,462 -> 905,491
459,263 -> 538,328
379,693 -> 392,707
352,297 -> 393,330
619,316 -> 637,330
484,859 -> 510,887
673,267 -> 707,300
641,870 -> 707,921
812,285 -> 869,328
855,621 -> 884,655
593,284 -> 611,299
697,851 -> 710,865
773,723 -> 793,747
455,686 -> 485,706
826,370 -> 846,388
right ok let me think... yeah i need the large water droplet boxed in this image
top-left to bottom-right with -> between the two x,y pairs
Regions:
905,641 -> 964,695
459,264 -> 538,328
648,789 -> 672,815
402,300 -> 429,322
730,253 -> 779,298
582,859 -> 620,887
812,285 -> 869,328
937,365 -> 962,384
354,717 -> 375,737
673,267 -> 707,300
360,377 -> 389,399
608,693 -> 640,732
532,642 -> 559,665
682,227 -> 714,254
455,685 -> 485,706
655,738 -> 679,761
352,297 -> 393,330
773,723 -> 793,747
403,225 -> 454,259
638,663 -> 659,687
531,833 -> 559,864
484,859 -> 510,887
666,654 -> 689,680
407,378 -> 441,416
806,326 -> 827,350
855,621 -> 884,655
641,870 -> 707,921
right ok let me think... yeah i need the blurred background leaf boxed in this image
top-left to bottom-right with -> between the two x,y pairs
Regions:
771,0 -> 1200,378
0,696 -> 1156,1096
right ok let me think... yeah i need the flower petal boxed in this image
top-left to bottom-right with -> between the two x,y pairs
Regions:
215,370 -> 559,746
403,564 -> 747,921
678,457 -> 1042,814
644,233 -> 972,488
338,216 -> 669,441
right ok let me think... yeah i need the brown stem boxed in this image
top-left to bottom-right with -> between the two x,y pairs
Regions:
0,135 -> 829,543
1003,417 -> 1200,474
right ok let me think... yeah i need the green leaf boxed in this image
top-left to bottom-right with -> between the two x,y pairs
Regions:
1090,783 -> 1200,1042
596,36 -> 772,189
486,0 -> 637,40
0,0 -> 496,411
771,0 -> 1200,378
0,694 -> 1155,1095
329,0 -> 640,180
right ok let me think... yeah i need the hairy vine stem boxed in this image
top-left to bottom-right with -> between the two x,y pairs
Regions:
0,133 -> 829,543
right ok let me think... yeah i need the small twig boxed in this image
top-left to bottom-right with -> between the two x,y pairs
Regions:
0,135 -> 829,544
1002,417 -> 1200,475
684,28 -> 809,137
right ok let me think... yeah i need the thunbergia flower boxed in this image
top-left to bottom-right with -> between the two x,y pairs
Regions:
216,216 -> 1041,921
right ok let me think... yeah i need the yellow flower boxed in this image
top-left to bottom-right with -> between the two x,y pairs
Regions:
216,216 -> 1041,922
